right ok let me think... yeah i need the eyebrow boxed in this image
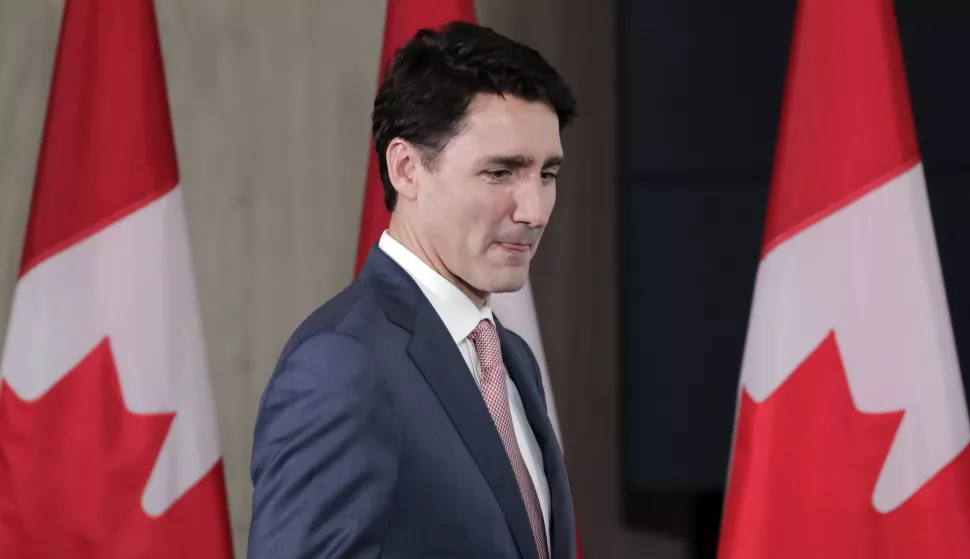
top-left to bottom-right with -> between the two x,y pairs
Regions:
483,154 -> 564,169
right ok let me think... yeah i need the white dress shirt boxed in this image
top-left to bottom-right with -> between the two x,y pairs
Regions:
378,231 -> 551,546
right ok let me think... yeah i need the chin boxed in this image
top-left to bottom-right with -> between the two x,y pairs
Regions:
485,269 -> 529,294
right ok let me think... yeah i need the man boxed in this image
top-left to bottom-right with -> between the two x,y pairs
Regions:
248,21 -> 578,559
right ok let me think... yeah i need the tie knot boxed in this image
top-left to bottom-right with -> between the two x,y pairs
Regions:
468,319 -> 503,370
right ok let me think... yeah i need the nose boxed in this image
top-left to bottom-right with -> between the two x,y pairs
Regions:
512,178 -> 554,229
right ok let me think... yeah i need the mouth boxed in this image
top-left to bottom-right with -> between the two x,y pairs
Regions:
498,242 -> 531,254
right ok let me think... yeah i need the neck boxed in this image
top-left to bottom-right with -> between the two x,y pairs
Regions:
387,219 -> 489,309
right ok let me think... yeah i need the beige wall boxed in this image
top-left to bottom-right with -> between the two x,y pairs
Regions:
0,1 -> 685,557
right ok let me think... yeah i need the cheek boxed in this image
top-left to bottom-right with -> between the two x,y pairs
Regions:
473,193 -> 516,235
455,185 -> 505,226
428,178 -> 516,253
428,184 -> 488,244
544,186 -> 557,216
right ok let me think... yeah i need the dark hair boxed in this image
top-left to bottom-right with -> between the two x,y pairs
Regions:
372,21 -> 578,212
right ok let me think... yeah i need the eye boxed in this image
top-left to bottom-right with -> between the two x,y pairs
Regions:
541,171 -> 558,183
484,169 -> 512,181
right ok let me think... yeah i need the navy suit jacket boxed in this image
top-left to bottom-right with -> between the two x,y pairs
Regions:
248,246 -> 576,559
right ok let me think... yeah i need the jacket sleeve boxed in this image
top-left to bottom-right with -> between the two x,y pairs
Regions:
248,332 -> 401,559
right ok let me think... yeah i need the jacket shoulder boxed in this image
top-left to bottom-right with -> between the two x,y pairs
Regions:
277,280 -> 385,364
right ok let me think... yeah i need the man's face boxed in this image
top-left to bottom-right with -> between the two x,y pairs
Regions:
414,93 -> 563,297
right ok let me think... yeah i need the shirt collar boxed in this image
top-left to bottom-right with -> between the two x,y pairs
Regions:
378,231 -> 493,343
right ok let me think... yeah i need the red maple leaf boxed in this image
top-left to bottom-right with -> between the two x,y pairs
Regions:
0,338 -> 233,558
719,333 -> 970,558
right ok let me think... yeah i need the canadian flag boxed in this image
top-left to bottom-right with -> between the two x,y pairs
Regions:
717,0 -> 970,557
0,0 -> 234,557
357,0 -> 576,553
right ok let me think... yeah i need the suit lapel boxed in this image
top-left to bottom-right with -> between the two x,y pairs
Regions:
407,300 -> 539,559
498,324 -> 575,559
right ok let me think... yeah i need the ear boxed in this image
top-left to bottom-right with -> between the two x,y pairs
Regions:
386,139 -> 420,202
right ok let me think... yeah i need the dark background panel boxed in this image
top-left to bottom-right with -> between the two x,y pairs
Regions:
623,181 -> 766,491
896,0 -> 970,174
621,0 -> 795,180
927,177 -> 970,361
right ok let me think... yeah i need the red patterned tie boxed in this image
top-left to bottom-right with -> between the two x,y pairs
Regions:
468,319 -> 549,559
